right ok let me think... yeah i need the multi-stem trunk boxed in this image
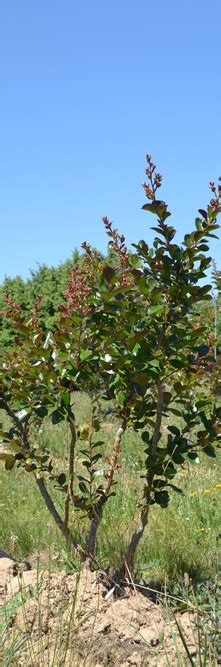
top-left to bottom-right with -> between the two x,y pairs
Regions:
87,424 -> 125,559
36,418 -> 84,558
3,396 -> 84,560
119,379 -> 164,575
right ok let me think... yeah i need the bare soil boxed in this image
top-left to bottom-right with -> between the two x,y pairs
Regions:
0,556 -> 198,666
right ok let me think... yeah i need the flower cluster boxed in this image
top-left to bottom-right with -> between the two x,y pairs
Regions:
103,216 -> 128,267
59,256 -> 95,317
30,293 -> 43,329
142,153 -> 162,200
81,241 -> 94,259
190,483 -> 221,497
0,293 -> 21,319
209,177 -> 221,209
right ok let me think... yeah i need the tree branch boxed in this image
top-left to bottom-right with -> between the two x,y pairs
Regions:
0,394 -> 30,450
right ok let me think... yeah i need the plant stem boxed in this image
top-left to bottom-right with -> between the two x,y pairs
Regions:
35,475 -> 80,555
87,424 -> 124,558
151,379 -> 164,457
87,513 -> 102,561
64,420 -> 76,530
123,379 -> 164,570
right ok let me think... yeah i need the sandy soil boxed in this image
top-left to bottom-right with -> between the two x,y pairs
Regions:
0,556 -> 199,666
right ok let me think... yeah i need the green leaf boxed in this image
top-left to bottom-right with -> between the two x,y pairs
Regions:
166,483 -> 183,495
34,405 -> 48,418
195,218 -> 203,231
153,479 -> 165,489
132,342 -> 140,356
198,209 -> 207,220
51,409 -> 65,425
148,305 -> 163,315
79,481 -> 89,493
187,452 -> 199,463
154,490 -> 169,507
203,445 -> 216,458
142,431 -> 150,443
60,392 -> 71,408
133,240 -> 149,255
80,349 -> 91,362
117,391 -> 126,403
57,473 -> 66,486
81,460 -> 91,469
164,463 -> 177,478
91,452 -> 103,463
174,382 -> 183,394
5,454 -> 16,470
169,408 -> 182,417
198,244 -> 209,252
172,451 -> 184,464
79,424 -> 90,439
184,233 -> 192,247
142,200 -> 171,219
170,358 -> 184,369
209,204 -> 221,218
168,425 -> 180,437
149,358 -> 160,367
163,392 -> 172,405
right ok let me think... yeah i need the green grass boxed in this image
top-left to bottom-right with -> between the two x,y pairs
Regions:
0,393 -> 220,587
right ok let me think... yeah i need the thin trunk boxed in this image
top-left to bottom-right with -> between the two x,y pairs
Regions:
35,475 -> 80,556
64,420 -> 76,529
87,513 -> 102,558
124,475 -> 153,568
87,425 -> 124,558
122,379 -> 164,571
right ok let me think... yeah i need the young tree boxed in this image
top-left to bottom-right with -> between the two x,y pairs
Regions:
1,157 -> 220,579
92,157 -> 221,577
0,251 -> 123,560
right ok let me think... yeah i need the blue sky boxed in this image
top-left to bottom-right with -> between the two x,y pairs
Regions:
0,0 -> 220,282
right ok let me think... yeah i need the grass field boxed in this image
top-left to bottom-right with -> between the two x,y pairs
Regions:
1,392 -> 220,589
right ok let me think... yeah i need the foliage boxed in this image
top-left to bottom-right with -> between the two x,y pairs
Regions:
0,156 -> 220,579
0,248 -> 105,352
0,253 -> 74,351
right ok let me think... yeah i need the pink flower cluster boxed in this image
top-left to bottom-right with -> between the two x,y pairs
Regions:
103,216 -> 128,267
142,154 -> 162,201
1,293 -> 21,319
59,259 -> 94,317
209,177 -> 221,209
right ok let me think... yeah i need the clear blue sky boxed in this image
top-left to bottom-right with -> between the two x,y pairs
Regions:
0,0 -> 220,282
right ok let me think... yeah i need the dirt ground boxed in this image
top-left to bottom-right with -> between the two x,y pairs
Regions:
0,556 -> 199,666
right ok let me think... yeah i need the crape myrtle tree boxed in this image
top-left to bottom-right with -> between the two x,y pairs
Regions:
0,157 -> 221,581
95,159 -> 221,576
0,251 -> 124,559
